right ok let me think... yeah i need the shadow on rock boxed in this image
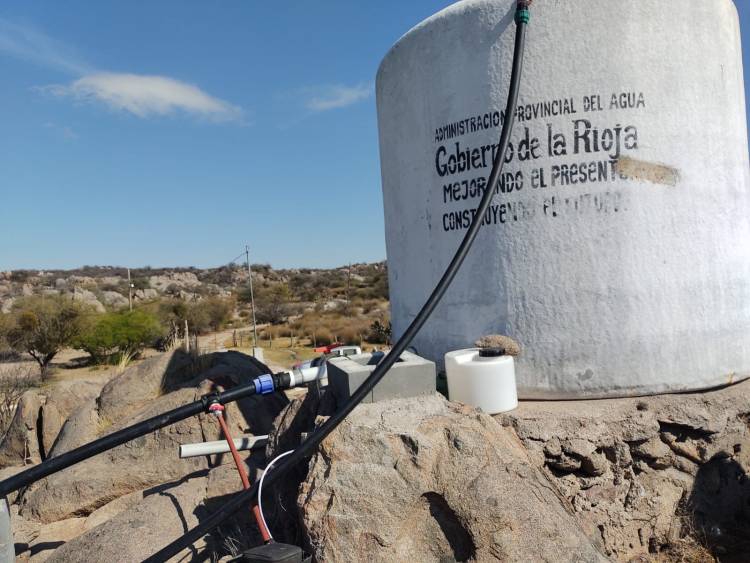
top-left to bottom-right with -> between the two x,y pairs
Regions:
685,455 -> 750,560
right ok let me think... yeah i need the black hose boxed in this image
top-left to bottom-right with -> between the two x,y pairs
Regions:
0,382 -> 258,497
145,6 -> 530,561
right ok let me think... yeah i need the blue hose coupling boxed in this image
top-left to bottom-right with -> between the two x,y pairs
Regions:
254,374 -> 275,395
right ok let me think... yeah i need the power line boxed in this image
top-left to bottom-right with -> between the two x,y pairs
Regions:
226,251 -> 246,265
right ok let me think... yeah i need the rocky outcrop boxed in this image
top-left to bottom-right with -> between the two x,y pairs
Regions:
99,291 -> 128,309
0,391 -> 43,466
96,350 -> 196,422
0,379 -> 105,468
20,387 -> 209,524
19,350 -> 285,525
7,351 -> 750,562
39,379 -> 104,457
498,380 -> 750,561
134,288 -> 158,301
69,289 -> 105,313
148,273 -> 201,293
294,393 -> 605,562
43,475 -> 209,563
6,349 -> 285,561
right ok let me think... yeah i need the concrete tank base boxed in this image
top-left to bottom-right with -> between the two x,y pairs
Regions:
376,0 -> 750,399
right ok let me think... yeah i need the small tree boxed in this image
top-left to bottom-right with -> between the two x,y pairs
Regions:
76,310 -> 163,364
368,319 -> 392,345
199,297 -> 233,332
7,296 -> 88,378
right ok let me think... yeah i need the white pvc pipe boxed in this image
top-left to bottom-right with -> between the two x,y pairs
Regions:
286,366 -> 325,387
179,435 -> 268,459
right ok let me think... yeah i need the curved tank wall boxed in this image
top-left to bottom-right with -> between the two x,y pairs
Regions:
376,0 -> 750,398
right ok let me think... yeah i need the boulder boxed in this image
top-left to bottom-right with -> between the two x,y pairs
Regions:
0,390 -> 43,467
498,378 -> 750,561
1,297 -> 16,314
296,393 -> 605,562
15,517 -> 87,562
46,400 -> 100,458
0,378 -> 106,468
20,388 -> 209,523
99,291 -> 128,309
69,289 -> 104,313
20,350 -> 284,525
82,490 -> 144,531
96,350 -> 196,422
134,288 -> 158,301
148,273 -> 200,293
97,277 -> 123,287
39,379 -> 105,457
43,474 -> 208,563
10,505 -> 42,553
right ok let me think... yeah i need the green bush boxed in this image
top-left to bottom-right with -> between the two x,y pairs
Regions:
76,310 -> 163,363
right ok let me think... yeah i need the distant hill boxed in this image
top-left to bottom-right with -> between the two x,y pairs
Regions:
0,261 -> 389,314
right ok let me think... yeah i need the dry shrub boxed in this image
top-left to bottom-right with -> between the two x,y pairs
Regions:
314,328 -> 334,346
656,539 -> 715,562
276,326 -> 293,338
337,326 -> 361,345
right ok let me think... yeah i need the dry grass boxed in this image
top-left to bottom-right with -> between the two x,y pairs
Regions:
654,539 -> 715,562
115,350 -> 136,374
0,364 -> 38,437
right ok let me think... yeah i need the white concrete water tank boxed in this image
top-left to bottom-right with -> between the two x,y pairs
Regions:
377,0 -> 750,398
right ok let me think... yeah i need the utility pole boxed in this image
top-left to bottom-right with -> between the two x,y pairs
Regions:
346,262 -> 352,305
346,262 -> 352,317
127,268 -> 133,311
245,245 -> 259,349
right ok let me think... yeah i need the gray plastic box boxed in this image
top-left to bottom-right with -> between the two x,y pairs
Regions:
326,350 -> 436,404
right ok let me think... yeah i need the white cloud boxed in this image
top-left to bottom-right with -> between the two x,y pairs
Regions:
0,19 -> 243,123
0,18 -> 91,75
42,73 -> 243,121
305,82 -> 373,112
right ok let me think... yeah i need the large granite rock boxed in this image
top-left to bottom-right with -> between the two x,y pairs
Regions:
20,388 -> 209,524
42,474 -> 208,563
0,379 -> 106,468
0,391 -> 43,467
296,393 -> 605,562
69,289 -> 104,313
99,291 -> 128,309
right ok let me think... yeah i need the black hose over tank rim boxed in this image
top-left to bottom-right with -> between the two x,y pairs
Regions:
144,4 -> 531,561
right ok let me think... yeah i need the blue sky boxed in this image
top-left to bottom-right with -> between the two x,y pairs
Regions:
1,1 -> 748,271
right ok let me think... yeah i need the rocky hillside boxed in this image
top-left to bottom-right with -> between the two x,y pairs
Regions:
0,262 -> 388,314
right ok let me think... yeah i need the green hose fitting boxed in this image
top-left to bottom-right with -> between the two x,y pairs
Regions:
515,8 -> 530,24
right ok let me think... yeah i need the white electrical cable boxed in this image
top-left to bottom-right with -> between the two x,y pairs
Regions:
257,449 -> 295,540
